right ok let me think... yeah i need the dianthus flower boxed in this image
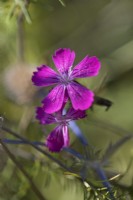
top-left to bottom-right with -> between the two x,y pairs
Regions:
32,48 -> 101,113
36,106 -> 86,152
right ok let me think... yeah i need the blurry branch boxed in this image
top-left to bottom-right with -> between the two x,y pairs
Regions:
58,0 -> 66,7
0,139 -> 46,200
17,0 -> 32,24
102,135 -> 133,165
88,117 -> 133,137
4,0 -> 32,62
8,0 -> 32,24
1,125 -> 72,172
113,158 -> 133,187
0,0 -> 32,62
65,148 -> 116,199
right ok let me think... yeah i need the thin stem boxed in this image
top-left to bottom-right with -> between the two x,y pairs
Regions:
0,139 -> 46,200
96,167 -> 116,200
2,138 -> 45,146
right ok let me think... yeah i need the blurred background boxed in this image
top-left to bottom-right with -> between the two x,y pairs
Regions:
0,0 -> 133,199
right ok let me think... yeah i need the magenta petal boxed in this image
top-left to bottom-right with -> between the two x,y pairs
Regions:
32,65 -> 59,86
66,107 -> 86,120
67,82 -> 94,110
71,56 -> 101,78
36,107 -> 56,124
42,84 -> 66,113
52,48 -> 75,73
46,125 -> 69,152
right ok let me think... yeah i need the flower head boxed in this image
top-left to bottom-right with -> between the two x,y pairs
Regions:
32,48 -> 101,113
36,106 -> 86,152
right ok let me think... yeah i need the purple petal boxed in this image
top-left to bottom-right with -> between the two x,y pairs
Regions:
71,56 -> 101,78
36,107 -> 56,124
32,65 -> 59,86
46,125 -> 69,152
52,48 -> 75,73
67,82 -> 94,110
66,107 -> 86,120
42,84 -> 66,113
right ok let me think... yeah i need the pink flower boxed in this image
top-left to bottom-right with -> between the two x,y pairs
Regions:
32,48 -> 101,113
36,106 -> 86,152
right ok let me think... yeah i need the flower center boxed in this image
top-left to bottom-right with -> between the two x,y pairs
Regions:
59,72 -> 73,85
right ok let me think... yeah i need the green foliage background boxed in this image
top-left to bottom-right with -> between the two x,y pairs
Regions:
0,0 -> 133,199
